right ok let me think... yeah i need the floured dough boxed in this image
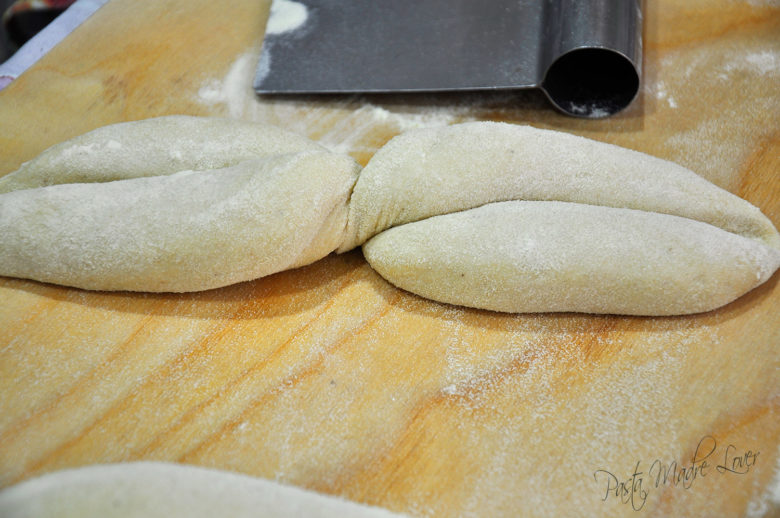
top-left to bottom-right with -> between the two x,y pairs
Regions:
0,116 -> 778,314
347,122 -> 780,315
340,122 -> 779,252
0,149 -> 359,291
0,462 -> 405,518
363,201 -> 779,315
0,116 -> 325,194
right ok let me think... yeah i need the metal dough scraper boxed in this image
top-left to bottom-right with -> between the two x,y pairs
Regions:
254,0 -> 642,118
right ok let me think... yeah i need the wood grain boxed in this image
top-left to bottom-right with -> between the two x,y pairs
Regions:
0,1 -> 778,516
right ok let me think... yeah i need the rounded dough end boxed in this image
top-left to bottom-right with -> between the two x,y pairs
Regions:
363,201 -> 780,316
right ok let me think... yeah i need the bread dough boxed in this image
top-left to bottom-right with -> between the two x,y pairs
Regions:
348,122 -> 780,315
340,122 -> 780,252
363,201 -> 779,315
0,462 -> 405,518
0,116 -> 325,194
0,142 -> 359,291
0,117 -> 778,314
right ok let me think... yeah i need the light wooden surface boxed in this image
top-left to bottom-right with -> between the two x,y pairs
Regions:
0,1 -> 778,516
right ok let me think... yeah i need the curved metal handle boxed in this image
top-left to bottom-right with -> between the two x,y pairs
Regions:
540,0 -> 643,118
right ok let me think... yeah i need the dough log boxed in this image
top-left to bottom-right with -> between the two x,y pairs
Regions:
363,201 -> 778,315
0,117 -> 777,315
348,122 -> 780,315
0,117 -> 360,292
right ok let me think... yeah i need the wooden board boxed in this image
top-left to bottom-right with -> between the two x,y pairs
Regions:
1,1 -> 778,516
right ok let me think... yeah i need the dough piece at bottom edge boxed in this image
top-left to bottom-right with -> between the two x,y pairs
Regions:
0,462 -> 406,518
362,201 -> 780,316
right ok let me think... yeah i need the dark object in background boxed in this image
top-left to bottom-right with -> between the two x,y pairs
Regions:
0,0 -> 16,61
1,0 -> 74,61
254,0 -> 642,118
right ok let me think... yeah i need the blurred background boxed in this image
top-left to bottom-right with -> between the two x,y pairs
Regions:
0,0 -> 14,62
1,0 -> 75,62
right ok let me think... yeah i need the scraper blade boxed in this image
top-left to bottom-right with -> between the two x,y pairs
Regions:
254,0 -> 642,118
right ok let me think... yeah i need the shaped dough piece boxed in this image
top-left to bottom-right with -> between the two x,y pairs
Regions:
340,122 -> 779,252
0,151 -> 359,292
363,201 -> 780,316
0,462 -> 405,518
1,117 -> 777,315
0,116 -> 325,194
348,121 -> 779,314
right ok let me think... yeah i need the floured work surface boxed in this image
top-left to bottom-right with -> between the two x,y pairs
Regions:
0,1 -> 778,516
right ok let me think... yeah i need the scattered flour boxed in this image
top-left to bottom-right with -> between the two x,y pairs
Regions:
647,39 -> 780,189
572,104 -> 611,118
744,444 -> 780,518
265,0 -> 308,35
197,53 -> 257,119
60,140 -> 127,158
366,106 -> 459,133
441,384 -> 458,396
195,52 -> 476,157
254,1 -> 309,86
743,50 -> 780,75
254,50 -> 271,86
654,81 -> 678,108
718,50 -> 780,79
61,143 -> 98,157
746,0 -> 780,6
317,105 -> 464,155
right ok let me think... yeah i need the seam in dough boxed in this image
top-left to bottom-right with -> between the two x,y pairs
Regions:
339,122 -> 779,252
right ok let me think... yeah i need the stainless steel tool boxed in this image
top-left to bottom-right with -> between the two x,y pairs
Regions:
254,0 -> 642,118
